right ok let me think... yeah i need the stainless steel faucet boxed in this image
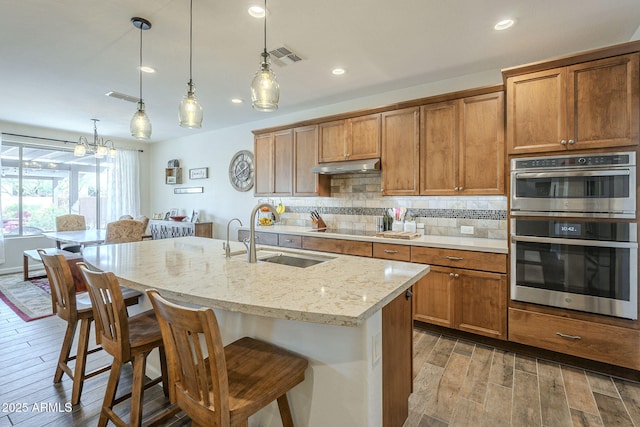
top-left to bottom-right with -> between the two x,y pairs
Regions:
224,218 -> 243,258
247,202 -> 280,263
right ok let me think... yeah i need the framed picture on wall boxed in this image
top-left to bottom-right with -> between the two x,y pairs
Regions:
189,167 -> 208,180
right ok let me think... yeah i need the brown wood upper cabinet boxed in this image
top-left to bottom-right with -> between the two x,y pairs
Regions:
381,107 -> 420,196
254,129 -> 293,196
318,113 -> 381,162
420,91 -> 504,196
505,52 -> 640,154
293,126 -> 330,196
255,126 -> 329,196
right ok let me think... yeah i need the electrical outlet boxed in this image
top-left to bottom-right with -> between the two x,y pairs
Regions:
461,226 -> 474,235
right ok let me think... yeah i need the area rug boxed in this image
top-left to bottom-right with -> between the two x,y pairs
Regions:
0,272 -> 53,322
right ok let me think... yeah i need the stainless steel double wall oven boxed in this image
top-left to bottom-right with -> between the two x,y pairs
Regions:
510,152 -> 638,319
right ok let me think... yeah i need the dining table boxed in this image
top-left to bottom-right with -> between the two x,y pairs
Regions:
42,229 -> 107,248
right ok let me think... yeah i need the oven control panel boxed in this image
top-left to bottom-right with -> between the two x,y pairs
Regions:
513,152 -> 633,170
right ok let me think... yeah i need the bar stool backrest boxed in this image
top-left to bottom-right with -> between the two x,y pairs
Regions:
38,249 -> 77,321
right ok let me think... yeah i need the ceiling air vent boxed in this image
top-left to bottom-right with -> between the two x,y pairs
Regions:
105,91 -> 139,103
268,45 -> 303,67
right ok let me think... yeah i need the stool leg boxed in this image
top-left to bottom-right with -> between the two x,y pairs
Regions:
54,320 -> 78,383
70,318 -> 92,405
130,352 -> 148,427
158,346 -> 170,398
277,394 -> 294,427
99,359 -> 122,427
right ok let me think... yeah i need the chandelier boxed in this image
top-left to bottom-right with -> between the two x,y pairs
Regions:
74,119 -> 116,158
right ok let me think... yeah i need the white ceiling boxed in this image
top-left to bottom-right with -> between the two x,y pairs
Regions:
1,0 -> 639,143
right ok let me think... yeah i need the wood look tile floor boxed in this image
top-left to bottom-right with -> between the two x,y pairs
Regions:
405,328 -> 640,427
2,292 -> 639,427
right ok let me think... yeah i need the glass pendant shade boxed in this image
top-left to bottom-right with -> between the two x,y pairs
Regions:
178,82 -> 203,128
251,54 -> 279,112
74,143 -> 87,157
131,101 -> 152,139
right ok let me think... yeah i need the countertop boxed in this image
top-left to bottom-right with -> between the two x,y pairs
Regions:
240,224 -> 508,254
81,237 -> 429,327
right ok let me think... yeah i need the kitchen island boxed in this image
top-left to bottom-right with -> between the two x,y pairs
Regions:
82,236 -> 429,427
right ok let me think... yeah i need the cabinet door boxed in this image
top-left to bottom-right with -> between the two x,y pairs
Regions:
318,120 -> 347,162
455,270 -> 507,340
567,53 -> 640,150
381,107 -> 420,196
293,126 -> 330,196
348,113 -> 381,160
506,67 -> 567,154
254,133 -> 274,195
458,91 -> 505,195
413,266 -> 454,328
273,129 -> 293,195
420,101 -> 457,195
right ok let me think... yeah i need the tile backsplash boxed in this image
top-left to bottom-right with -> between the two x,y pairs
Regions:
258,172 -> 507,239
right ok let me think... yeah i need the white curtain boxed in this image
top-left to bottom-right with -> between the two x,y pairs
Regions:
0,133 -> 4,263
105,149 -> 141,223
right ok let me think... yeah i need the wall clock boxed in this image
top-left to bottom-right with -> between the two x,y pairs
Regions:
228,150 -> 254,192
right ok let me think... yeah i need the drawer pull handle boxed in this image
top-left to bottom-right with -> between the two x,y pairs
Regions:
284,239 -> 293,243
556,332 -> 581,340
384,249 -> 399,254
445,256 -> 464,261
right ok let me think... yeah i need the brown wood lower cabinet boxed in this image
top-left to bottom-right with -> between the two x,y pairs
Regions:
509,308 -> 640,371
302,236 -> 373,257
412,247 -> 508,340
382,289 -> 413,427
237,229 -> 278,246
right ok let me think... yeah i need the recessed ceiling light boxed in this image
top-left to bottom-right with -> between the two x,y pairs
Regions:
248,6 -> 265,18
494,19 -> 515,31
231,98 -> 244,104
139,65 -> 156,73
332,68 -> 346,76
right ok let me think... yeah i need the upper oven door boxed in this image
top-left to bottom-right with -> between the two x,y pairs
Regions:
510,167 -> 636,218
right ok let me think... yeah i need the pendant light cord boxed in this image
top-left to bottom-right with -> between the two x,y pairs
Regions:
263,0 -> 267,55
138,25 -> 143,103
189,0 -> 194,83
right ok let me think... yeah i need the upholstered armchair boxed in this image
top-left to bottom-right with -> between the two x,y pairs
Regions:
134,215 -> 149,233
105,219 -> 145,244
55,214 -> 86,252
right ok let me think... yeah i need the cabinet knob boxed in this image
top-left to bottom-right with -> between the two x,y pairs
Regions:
459,187 -> 464,191
405,289 -> 413,300
454,187 -> 459,191
560,140 -> 567,145
568,139 -> 575,145
454,273 -> 459,278
450,273 -> 455,277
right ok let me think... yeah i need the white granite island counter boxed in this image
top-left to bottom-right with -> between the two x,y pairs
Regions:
82,236 -> 429,427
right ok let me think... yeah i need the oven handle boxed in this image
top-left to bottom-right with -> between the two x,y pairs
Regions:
512,235 -> 638,248
514,169 -> 630,179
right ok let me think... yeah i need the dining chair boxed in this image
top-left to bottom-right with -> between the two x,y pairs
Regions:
55,214 -> 86,252
105,219 -> 146,243
78,264 -> 179,427
38,250 -> 141,405
147,289 -> 309,427
119,214 -> 134,220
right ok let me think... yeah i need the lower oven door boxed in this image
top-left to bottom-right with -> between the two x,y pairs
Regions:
511,220 -> 637,319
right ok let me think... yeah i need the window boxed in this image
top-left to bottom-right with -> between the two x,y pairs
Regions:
1,143 -> 111,236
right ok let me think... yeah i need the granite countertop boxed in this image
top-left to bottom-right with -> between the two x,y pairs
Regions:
240,224 -> 508,254
81,237 -> 429,327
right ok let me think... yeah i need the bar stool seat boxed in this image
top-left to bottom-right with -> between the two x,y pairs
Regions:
147,289 -> 309,427
78,264 -> 179,427
37,250 -> 141,405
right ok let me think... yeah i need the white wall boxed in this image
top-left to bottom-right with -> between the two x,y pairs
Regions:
149,68 -> 502,240
0,120 -> 151,273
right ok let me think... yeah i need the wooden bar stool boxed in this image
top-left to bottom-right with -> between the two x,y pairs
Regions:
37,250 -> 141,405
147,289 -> 309,427
78,264 -> 179,427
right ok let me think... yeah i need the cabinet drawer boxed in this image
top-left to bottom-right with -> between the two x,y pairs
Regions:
373,243 -> 411,261
237,230 -> 279,246
411,246 -> 506,273
302,236 -> 372,257
509,308 -> 640,370
278,234 -> 302,249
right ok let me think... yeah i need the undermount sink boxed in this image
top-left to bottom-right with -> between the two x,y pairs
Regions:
259,252 -> 335,268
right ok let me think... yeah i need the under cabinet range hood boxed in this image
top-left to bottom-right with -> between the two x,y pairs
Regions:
311,158 -> 380,174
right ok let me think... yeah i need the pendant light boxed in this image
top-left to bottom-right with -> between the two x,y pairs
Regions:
178,0 -> 203,128
130,17 -> 152,140
250,0 -> 279,112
